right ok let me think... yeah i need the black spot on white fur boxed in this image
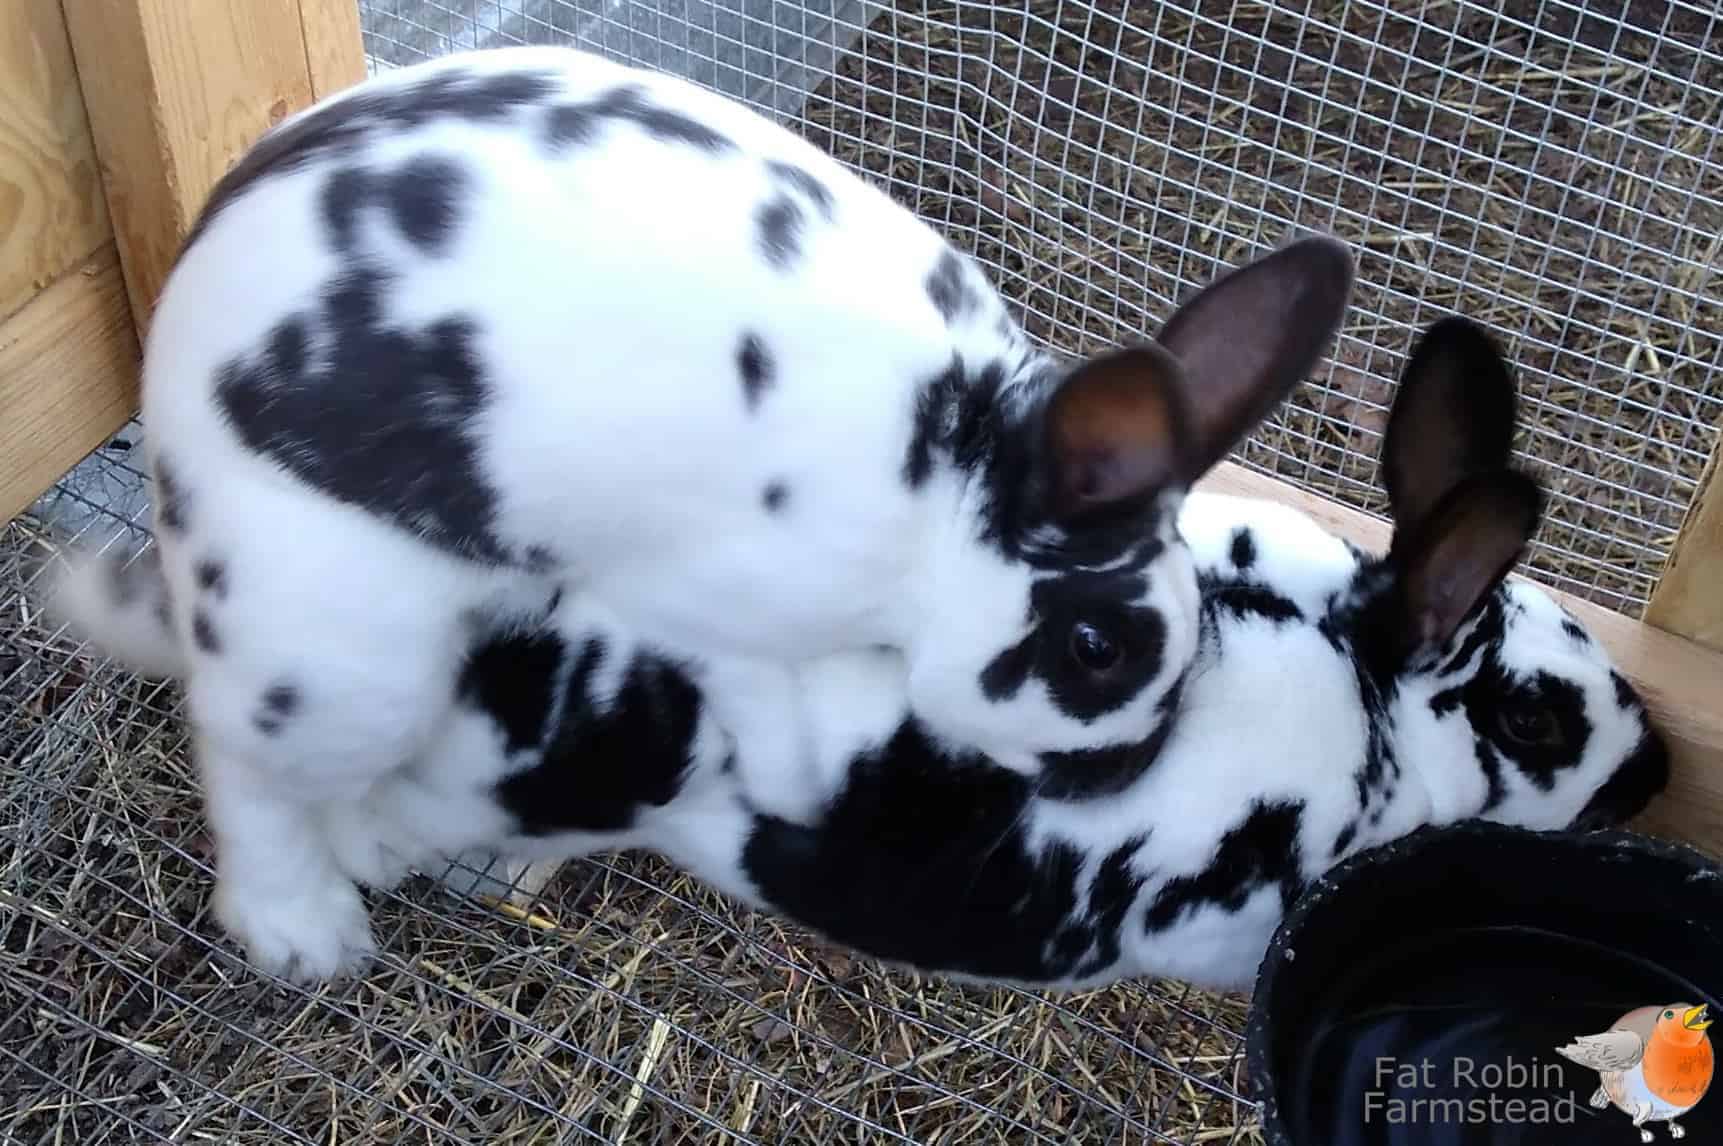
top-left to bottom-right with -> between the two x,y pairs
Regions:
471,633 -> 704,834
524,545 -> 558,575
263,683 -> 300,715
1142,800 -> 1305,933
1037,672 -> 1186,800
900,354 -> 1057,557
254,682 -> 301,735
1229,528 -> 1257,570
214,266 -> 513,565
385,157 -> 469,252
1200,573 -> 1302,626
192,610 -> 221,654
194,559 -> 227,598
320,168 -> 370,251
978,564 -> 1169,723
1434,652 -> 1594,796
737,333 -> 772,410
925,250 -> 977,324
321,156 -> 471,256
743,725 -> 1146,983
544,83 -> 732,152
154,457 -> 188,534
1561,617 -> 1590,645
185,68 -> 559,256
764,159 -> 833,220
1573,723 -> 1669,829
1611,671 -> 1637,711
756,194 -> 804,270
457,630 -> 566,753
762,482 -> 788,513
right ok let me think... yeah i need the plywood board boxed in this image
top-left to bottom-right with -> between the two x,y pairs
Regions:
1646,427 -> 1723,654
0,0 -> 113,323
0,245 -> 140,524
61,0 -> 366,334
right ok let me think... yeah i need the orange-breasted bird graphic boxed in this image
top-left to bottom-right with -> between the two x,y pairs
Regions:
1555,1002 -> 1713,1141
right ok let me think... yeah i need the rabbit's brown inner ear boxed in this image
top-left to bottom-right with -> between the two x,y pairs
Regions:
1152,234 -> 1354,477
1042,343 -> 1191,519
1394,471 -> 1542,653
1381,316 -> 1518,534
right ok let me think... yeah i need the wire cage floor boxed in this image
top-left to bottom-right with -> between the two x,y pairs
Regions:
4,0 -> 1721,1142
1,444 -> 1256,1145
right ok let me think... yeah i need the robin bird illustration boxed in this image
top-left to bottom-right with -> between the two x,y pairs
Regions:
1556,1002 -> 1713,1142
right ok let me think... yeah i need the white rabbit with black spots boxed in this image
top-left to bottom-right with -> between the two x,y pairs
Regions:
49,316 -> 1668,988
739,321 -> 1668,989
47,45 -> 1356,974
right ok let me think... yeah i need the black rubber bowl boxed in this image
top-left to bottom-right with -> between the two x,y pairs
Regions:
1245,820 -> 1723,1145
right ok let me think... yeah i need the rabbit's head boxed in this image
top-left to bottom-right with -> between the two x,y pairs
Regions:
904,236 -> 1354,798
1341,316 -> 1669,835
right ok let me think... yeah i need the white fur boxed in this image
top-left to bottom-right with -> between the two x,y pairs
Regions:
39,478 -> 1659,989
116,43 -> 1344,859
44,548 -> 184,680
143,46 -> 1163,767
348,489 -> 1659,993
80,44 -> 1358,977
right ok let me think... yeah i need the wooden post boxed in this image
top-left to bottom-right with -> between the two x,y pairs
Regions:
1646,424 -> 1723,653
0,0 -> 140,521
61,0 -> 366,337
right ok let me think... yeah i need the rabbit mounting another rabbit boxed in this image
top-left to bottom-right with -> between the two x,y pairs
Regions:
50,316 -> 1670,989
45,43 -> 1360,978
84,41 -> 1353,842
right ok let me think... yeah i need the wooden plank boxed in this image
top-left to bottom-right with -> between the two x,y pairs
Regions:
1646,426 -> 1723,654
1199,461 -> 1723,858
61,0 -> 366,336
0,0 -> 113,323
0,245 -> 140,524
299,0 -> 368,99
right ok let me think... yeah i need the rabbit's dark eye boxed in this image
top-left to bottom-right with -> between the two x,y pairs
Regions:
1498,703 -> 1559,747
1068,621 -> 1122,672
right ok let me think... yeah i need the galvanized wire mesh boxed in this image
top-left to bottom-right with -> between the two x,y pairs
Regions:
3,0 -> 1719,1141
1,436 -> 1257,1141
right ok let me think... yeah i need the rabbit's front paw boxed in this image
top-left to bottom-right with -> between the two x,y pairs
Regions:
214,868 -> 377,983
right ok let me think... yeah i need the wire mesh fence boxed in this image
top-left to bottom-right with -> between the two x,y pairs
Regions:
2,0 -> 1719,1142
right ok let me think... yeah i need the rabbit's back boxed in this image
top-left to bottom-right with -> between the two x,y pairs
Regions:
142,45 -> 1026,661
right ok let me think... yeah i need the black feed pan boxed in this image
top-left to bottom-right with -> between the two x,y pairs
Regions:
1246,820 -> 1723,1145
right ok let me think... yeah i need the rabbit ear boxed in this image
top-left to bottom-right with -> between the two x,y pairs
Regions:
1152,234 -> 1355,480
1042,235 -> 1354,521
1042,342 -> 1192,518
1382,316 -> 1519,535
1389,470 -> 1542,653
